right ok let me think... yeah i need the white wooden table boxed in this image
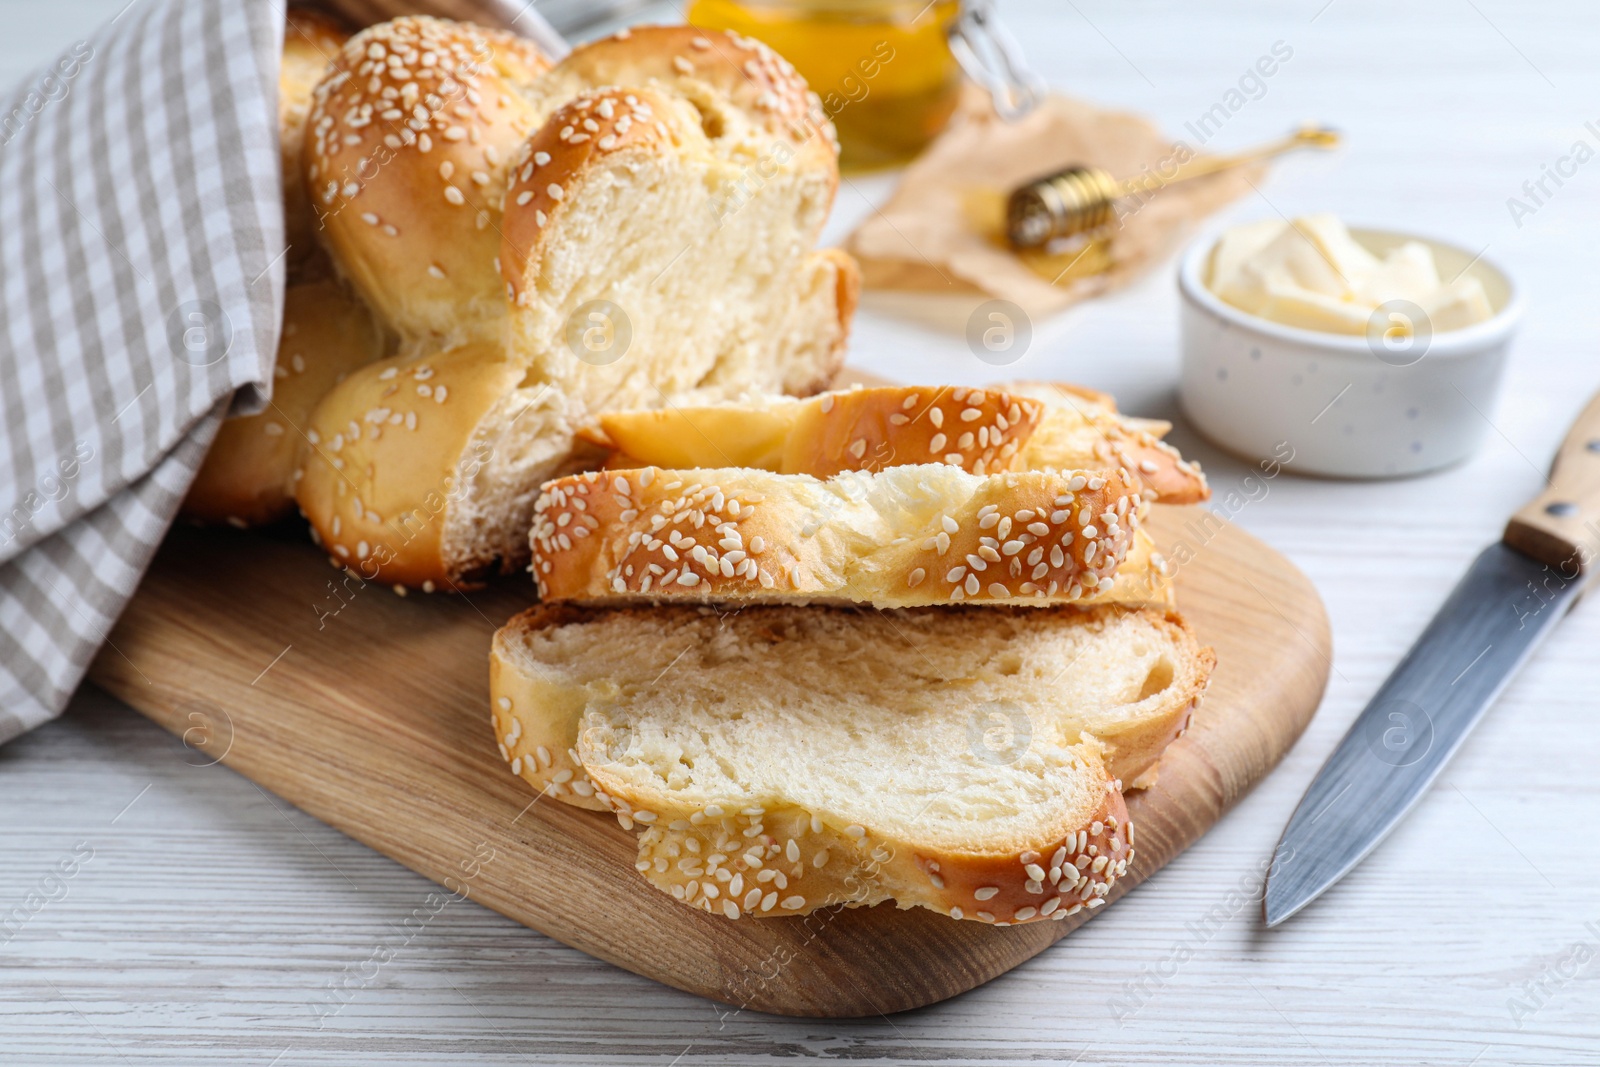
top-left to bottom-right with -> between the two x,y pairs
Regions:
5,1 -> 1600,1063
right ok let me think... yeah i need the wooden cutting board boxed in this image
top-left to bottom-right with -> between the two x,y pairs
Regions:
88,504 -> 1329,1017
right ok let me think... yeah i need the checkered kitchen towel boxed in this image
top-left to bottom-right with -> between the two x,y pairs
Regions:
0,0 -> 562,743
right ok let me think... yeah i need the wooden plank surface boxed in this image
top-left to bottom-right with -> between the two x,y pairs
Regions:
84,505 -> 1328,1017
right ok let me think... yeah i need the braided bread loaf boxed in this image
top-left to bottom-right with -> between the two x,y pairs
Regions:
292,18 -> 858,588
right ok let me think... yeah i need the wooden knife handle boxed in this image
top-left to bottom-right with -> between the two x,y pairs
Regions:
1504,390 -> 1600,575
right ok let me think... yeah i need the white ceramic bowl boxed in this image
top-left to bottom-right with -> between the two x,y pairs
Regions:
1177,226 -> 1525,478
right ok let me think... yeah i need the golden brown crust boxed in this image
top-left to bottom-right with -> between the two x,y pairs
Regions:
1049,382 -> 1118,411
294,341 -> 527,589
580,382 -> 1206,508
547,25 -> 835,156
489,601 -> 611,811
788,385 -> 1044,475
281,8 -> 349,282
890,784 -> 1133,925
530,465 -> 1142,607
185,280 -> 386,526
583,385 -> 1045,476
303,16 -> 551,339
476,27 -> 555,89
618,782 -> 1132,925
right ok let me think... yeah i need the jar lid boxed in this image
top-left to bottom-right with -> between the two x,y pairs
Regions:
948,0 -> 1044,120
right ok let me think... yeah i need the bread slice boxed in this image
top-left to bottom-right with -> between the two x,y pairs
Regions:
294,21 -> 858,587
293,342 -> 602,588
501,27 -> 853,412
489,603 -> 1214,924
579,382 -> 1208,503
530,464 -> 1153,608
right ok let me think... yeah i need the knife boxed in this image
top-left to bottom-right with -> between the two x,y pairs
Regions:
1264,391 -> 1600,925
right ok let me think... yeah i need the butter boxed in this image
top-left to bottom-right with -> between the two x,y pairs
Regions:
1207,214 -> 1494,335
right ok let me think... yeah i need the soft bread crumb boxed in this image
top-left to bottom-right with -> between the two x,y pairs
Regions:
490,603 -> 1213,922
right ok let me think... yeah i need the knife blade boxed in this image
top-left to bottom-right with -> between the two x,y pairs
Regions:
1264,391 -> 1600,925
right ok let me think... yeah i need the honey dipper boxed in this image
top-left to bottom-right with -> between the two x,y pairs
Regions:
1006,125 -> 1341,249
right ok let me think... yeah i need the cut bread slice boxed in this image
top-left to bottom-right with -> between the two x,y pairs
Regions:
489,603 -> 1214,924
531,464 -> 1147,607
579,382 -> 1208,503
499,84 -> 850,414
294,342 -> 613,588
501,26 -> 847,412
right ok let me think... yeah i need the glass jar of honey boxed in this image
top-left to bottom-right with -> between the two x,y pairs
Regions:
687,0 -> 1038,171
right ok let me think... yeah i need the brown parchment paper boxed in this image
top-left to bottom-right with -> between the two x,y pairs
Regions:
845,87 -> 1265,318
